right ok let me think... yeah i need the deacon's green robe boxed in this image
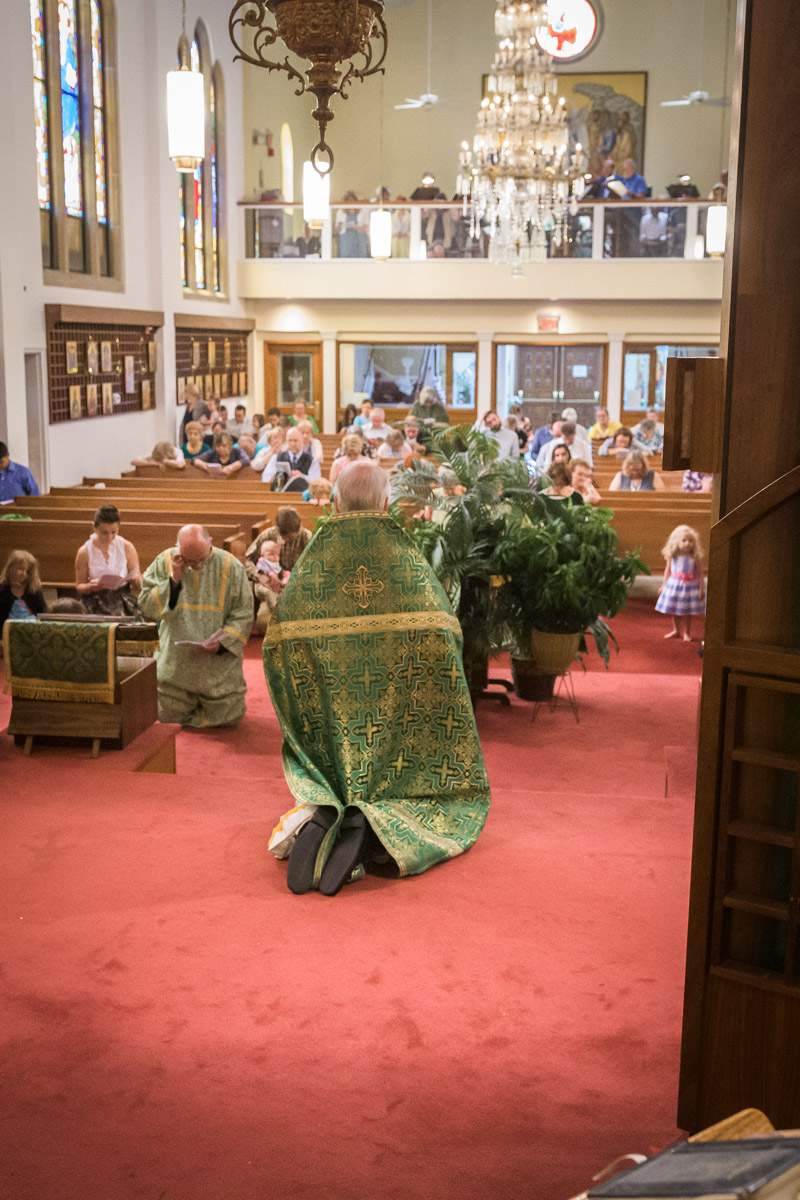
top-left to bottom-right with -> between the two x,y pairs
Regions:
140,547 -> 252,727
263,511 -> 491,877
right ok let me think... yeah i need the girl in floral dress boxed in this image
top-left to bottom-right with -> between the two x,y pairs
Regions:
656,524 -> 705,641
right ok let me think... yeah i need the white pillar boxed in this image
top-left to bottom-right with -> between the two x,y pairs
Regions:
606,331 -> 625,421
321,330 -> 337,434
409,207 -> 423,260
683,203 -> 700,260
476,332 -> 494,416
591,203 -> 605,260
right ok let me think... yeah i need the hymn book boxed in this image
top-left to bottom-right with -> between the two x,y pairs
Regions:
585,1138 -> 800,1199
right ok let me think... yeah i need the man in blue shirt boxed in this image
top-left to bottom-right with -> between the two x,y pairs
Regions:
0,442 -> 40,502
610,158 -> 649,198
530,415 -> 562,458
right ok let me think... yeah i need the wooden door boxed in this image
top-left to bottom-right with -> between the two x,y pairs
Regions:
678,0 -> 800,1132
263,341 -> 323,424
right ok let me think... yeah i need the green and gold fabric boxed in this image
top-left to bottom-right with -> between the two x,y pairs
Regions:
3,619 -> 116,704
263,511 -> 491,878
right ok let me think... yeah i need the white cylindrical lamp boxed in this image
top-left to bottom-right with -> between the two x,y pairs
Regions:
167,66 -> 205,173
303,160 -> 330,229
705,204 -> 727,257
370,209 -> 392,260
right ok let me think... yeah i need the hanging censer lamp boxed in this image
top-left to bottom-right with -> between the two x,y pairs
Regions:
228,0 -> 388,178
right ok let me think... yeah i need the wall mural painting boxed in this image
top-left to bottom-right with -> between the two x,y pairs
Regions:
557,71 -> 647,179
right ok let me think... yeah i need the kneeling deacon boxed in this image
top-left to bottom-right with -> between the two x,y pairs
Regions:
140,524 -> 252,727
264,459 -> 491,895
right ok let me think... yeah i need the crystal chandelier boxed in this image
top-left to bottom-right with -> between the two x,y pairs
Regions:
458,0 -> 584,267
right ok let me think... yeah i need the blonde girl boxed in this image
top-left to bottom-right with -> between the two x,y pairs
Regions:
656,524 -> 705,641
0,549 -> 46,636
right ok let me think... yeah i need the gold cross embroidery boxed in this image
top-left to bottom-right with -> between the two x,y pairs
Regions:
342,564 -> 385,610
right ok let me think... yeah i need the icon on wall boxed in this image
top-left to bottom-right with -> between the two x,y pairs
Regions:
141,379 -> 152,410
148,341 -> 157,373
205,374 -> 213,400
224,340 -> 231,368
124,355 -> 135,394
101,341 -> 113,372
102,382 -> 113,414
191,340 -> 201,369
177,377 -> 186,405
86,340 -> 99,375
208,340 -> 216,368
69,385 -> 82,419
86,383 -> 98,417
65,342 -> 79,375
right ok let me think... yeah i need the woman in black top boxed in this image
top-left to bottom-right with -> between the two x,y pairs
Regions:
0,549 -> 46,635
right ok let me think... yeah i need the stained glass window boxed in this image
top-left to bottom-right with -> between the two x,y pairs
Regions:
180,25 -> 224,295
58,0 -> 82,217
210,77 -> 220,292
90,0 -> 106,223
30,0 -> 50,211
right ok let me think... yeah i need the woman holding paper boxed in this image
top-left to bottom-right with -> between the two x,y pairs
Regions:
75,504 -> 142,617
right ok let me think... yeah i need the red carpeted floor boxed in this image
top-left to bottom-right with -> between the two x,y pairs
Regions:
0,601 -> 702,1200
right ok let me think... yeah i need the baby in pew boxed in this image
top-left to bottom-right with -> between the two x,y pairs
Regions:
254,540 -> 289,631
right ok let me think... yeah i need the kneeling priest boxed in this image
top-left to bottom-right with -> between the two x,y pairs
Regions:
264,459 -> 491,895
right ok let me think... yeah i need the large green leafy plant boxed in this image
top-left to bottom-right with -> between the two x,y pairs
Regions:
494,502 -> 647,665
391,425 -> 534,672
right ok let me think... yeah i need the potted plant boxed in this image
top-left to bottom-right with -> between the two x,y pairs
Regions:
494,501 -> 647,697
391,425 -> 534,693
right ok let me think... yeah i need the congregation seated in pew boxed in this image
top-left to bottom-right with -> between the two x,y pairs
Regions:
180,421 -> 208,463
609,452 -> 666,492
598,426 -> 651,458
195,432 -> 250,476
75,504 -> 142,617
0,550 -> 46,637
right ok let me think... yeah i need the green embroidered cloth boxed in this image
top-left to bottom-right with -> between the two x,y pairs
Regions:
3,619 -> 116,703
263,511 -> 491,878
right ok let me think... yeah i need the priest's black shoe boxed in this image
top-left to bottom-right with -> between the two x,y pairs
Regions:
287,806 -> 337,895
319,806 -> 369,897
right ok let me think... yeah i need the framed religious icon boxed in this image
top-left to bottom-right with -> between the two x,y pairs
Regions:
69,385 -> 82,419
558,71 -> 647,178
224,339 -> 231,368
239,371 -> 248,395
86,340 -> 99,375
208,339 -> 216,368
195,376 -> 204,400
205,373 -> 213,399
279,352 -> 312,405
191,340 -> 200,368
100,340 -> 113,372
177,377 -> 186,405
148,341 -> 157,373
86,383 -> 98,417
65,342 -> 79,375
213,374 -> 221,399
102,381 -> 113,414
124,355 -> 135,394
141,379 -> 152,410
222,372 -> 230,397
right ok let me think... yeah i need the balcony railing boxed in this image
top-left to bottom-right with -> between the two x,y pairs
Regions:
239,199 -> 724,263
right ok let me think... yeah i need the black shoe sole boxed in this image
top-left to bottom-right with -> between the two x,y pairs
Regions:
287,807 -> 338,895
319,808 -> 369,897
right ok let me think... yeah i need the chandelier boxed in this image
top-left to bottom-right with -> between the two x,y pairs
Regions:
228,0 -> 388,176
458,0 -> 584,267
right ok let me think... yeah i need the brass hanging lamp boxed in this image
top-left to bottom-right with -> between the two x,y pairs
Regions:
228,0 -> 388,176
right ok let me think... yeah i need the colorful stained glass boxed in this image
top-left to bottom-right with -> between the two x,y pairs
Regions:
30,0 -> 51,210
194,169 -> 205,289
90,0 -> 106,222
190,38 -> 200,74
180,180 -> 188,287
58,0 -> 82,216
210,78 -> 220,291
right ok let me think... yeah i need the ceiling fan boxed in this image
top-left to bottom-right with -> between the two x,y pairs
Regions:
661,89 -> 730,108
660,0 -> 730,108
394,0 -> 452,111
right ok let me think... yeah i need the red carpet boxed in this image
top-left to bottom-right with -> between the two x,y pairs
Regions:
0,607 -> 700,1200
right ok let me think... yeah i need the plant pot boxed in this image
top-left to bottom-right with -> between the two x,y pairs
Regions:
511,657 -> 555,701
466,655 -> 489,697
529,630 -> 582,676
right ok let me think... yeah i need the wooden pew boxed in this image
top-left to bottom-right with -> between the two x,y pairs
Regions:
607,505 -> 713,573
48,485 -> 321,518
8,504 -> 270,544
0,520 -> 247,588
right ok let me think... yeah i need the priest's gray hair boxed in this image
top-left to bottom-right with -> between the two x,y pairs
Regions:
335,459 -> 390,513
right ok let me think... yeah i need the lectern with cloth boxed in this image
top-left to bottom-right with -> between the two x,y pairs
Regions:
3,617 -> 159,757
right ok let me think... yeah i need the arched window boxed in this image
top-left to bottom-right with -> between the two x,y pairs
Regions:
29,0 -> 119,283
179,22 -> 226,297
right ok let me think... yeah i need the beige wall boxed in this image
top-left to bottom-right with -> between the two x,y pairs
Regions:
241,0 -> 736,202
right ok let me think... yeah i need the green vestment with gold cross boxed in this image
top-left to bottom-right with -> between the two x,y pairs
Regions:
263,511 -> 491,878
